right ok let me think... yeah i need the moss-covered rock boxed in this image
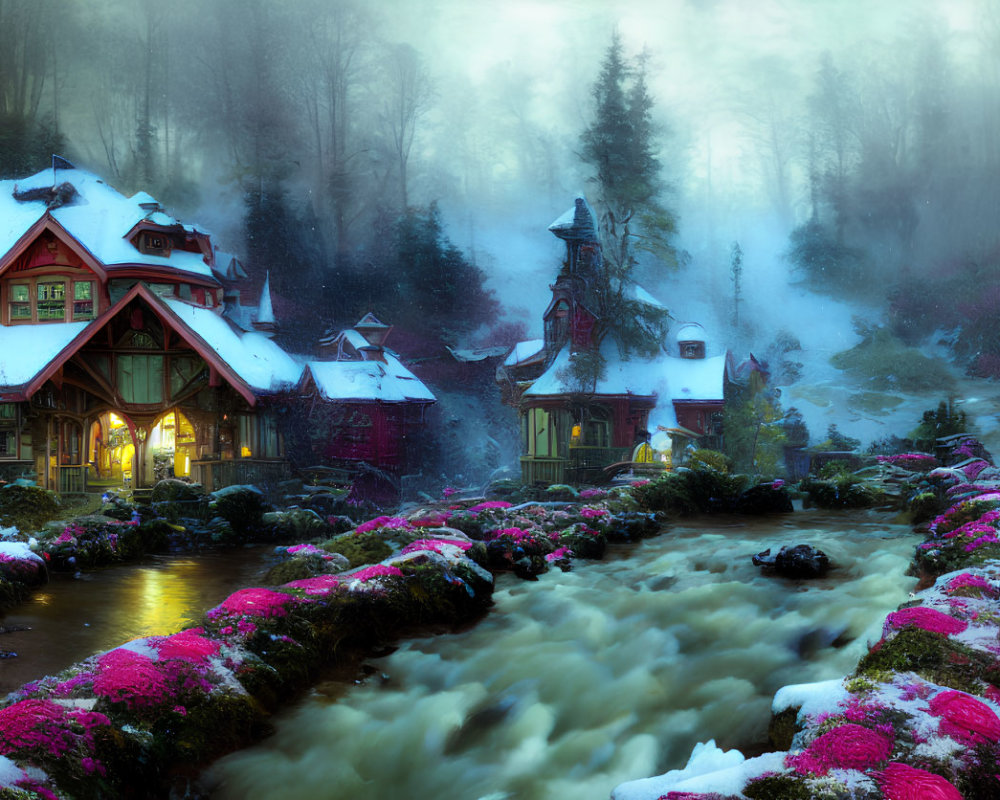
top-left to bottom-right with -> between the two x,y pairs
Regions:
855,627 -> 1000,694
743,773 -> 812,800
321,531 -> 393,568
799,476 -> 886,509
208,485 -> 268,541
0,484 -> 60,533
262,508 -> 334,541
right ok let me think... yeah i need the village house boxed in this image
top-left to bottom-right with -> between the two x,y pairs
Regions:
0,163 -> 434,496
295,313 -> 436,479
499,196 -> 733,485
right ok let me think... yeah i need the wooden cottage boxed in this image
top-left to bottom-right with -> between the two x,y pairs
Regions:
297,314 -> 435,476
0,163 -> 301,494
500,197 -> 732,484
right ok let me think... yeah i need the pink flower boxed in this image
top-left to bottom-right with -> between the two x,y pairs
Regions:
946,572 -> 998,597
580,507 -> 609,519
156,629 -> 221,662
401,538 -> 473,555
93,649 -> 169,707
468,501 -> 512,513
877,762 -> 962,800
284,574 -> 342,595
410,513 -> 452,527
216,588 -> 294,619
927,690 -> 1000,745
545,547 -> 573,563
349,564 -> 404,582
786,723 -> 893,775
355,515 -> 413,534
884,606 -> 968,637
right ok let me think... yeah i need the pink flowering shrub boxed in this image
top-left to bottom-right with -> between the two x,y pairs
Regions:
580,507 -> 610,519
93,648 -> 170,707
410,512 -> 452,528
884,606 -> 968,637
355,515 -> 413,534
545,546 -> 573,564
156,629 -> 221,662
348,564 -> 404,582
579,488 -> 608,500
877,762 -> 962,800
283,574 -> 342,596
787,723 -> 893,775
468,501 -> 512,513
877,453 -> 939,471
286,543 -> 337,559
927,689 -> 1000,745
0,697 -> 110,777
401,538 -> 473,555
214,587 -> 295,619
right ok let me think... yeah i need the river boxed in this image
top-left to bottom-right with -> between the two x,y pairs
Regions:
0,546 -> 273,695
196,510 -> 920,800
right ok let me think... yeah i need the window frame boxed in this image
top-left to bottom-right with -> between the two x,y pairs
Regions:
4,274 -> 98,324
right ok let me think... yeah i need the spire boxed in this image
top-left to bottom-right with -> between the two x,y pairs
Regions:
252,271 -> 277,337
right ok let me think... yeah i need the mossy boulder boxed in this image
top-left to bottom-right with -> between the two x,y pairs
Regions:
799,476 -> 885,509
208,485 -> 268,540
855,627 -> 1000,694
735,483 -> 795,514
0,484 -> 60,533
321,531 -> 393,568
262,508 -> 334,541
150,479 -> 205,522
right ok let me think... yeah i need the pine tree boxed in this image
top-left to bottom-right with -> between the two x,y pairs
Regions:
579,34 -> 677,357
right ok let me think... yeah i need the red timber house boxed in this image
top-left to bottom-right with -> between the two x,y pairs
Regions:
296,313 -> 435,479
0,163 -> 302,494
498,196 -> 733,485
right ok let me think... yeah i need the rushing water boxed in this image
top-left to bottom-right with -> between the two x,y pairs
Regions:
0,547 -> 272,695
202,511 -> 920,800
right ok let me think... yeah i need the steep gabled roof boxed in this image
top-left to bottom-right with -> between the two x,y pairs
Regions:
0,167 -> 218,282
302,348 -> 434,403
0,284 -> 301,404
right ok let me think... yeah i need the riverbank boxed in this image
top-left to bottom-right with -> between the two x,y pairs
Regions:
614,437 -> 1000,800
0,485 -> 663,798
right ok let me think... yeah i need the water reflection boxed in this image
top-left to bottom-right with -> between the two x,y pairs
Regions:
0,548 -> 271,694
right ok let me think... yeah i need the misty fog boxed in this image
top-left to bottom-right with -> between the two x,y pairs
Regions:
5,0 -> 1000,455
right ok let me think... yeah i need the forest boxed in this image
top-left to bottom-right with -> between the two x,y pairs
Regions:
5,1 -> 1000,458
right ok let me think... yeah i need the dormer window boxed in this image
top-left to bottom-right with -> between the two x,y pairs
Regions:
138,231 -> 171,256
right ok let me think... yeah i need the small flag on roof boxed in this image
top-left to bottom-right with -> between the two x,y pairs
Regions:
52,154 -> 75,172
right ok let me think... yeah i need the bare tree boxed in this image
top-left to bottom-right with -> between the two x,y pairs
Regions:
380,42 -> 434,210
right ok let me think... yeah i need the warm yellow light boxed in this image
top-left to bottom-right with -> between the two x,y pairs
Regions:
571,425 -> 581,439
109,412 -> 125,428
240,446 -> 252,457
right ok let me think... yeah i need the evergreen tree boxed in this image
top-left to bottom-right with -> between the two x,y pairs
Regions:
730,241 -> 743,327
579,34 -> 677,358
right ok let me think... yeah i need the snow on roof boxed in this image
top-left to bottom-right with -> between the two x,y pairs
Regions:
305,351 -> 435,403
675,322 -> 706,342
628,283 -> 668,310
504,339 -> 545,367
548,196 -> 598,241
447,345 -> 509,362
525,343 -> 727,435
0,167 -> 216,280
0,321 -> 90,389
162,298 -> 302,392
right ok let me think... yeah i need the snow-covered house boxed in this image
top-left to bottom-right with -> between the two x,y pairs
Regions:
500,197 -> 732,484
0,163 -> 301,493
297,313 -> 435,474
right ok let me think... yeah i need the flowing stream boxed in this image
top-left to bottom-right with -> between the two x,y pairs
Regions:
201,511 -> 920,800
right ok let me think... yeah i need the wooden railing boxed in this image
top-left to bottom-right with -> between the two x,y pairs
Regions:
190,459 -> 291,492
520,456 -> 567,485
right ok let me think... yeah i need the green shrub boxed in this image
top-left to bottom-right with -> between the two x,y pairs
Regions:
0,484 -> 60,532
831,328 -> 955,393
